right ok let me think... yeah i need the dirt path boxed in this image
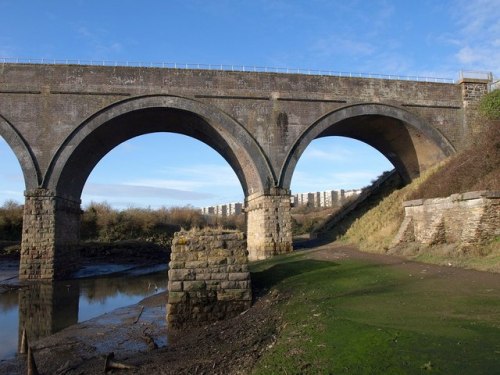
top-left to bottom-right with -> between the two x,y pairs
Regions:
2,243 -> 499,375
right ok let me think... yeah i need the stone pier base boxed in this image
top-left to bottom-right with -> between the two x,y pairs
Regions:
167,229 -> 252,329
20,189 -> 81,280
245,188 -> 293,261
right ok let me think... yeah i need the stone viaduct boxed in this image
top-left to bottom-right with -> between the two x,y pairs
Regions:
0,63 -> 491,279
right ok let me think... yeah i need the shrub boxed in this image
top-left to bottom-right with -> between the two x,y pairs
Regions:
479,89 -> 500,120
0,200 -> 23,241
408,122 -> 500,199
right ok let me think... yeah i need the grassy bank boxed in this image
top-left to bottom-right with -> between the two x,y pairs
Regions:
250,249 -> 500,374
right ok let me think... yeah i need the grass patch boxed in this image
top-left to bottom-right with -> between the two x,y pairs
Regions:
406,238 -> 500,273
250,250 -> 500,374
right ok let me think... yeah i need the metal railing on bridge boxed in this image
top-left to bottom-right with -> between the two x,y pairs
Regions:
0,57 -> 456,84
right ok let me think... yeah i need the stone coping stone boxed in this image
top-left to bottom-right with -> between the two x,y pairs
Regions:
403,190 -> 500,207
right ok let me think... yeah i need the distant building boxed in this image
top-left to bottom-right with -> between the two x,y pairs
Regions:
228,202 -> 243,215
201,188 -> 362,216
292,188 -> 361,209
201,202 -> 243,217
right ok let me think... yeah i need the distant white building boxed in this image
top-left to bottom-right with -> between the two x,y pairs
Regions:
201,188 -> 362,216
201,202 -> 243,217
292,188 -> 361,208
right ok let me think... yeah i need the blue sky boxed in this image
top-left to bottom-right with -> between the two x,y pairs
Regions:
0,0 -> 499,209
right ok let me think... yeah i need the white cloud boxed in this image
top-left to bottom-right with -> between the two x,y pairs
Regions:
84,183 -> 215,201
126,179 -> 205,192
153,164 -> 242,189
450,0 -> 500,75
302,147 -> 353,162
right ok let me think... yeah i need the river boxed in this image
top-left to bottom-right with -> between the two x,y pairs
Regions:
0,261 -> 167,361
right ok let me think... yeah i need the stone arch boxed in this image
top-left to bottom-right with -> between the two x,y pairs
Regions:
0,114 -> 40,190
280,103 -> 455,188
44,95 -> 273,201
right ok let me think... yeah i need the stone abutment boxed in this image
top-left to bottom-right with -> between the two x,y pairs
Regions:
167,229 -> 252,329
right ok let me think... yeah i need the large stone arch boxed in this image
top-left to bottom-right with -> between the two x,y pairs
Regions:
44,95 -> 274,201
21,95 -> 277,280
280,103 -> 456,188
0,114 -> 40,190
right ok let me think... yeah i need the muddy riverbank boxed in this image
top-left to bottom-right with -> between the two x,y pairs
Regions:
2,243 -> 499,374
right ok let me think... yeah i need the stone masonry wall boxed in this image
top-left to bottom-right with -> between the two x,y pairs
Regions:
167,229 -> 252,329
246,188 -> 293,261
20,189 -> 81,280
460,79 -> 490,138
393,191 -> 499,252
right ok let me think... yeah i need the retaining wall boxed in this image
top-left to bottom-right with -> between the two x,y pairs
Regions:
393,191 -> 499,251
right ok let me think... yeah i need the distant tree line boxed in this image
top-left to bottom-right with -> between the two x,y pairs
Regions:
0,201 -> 245,245
0,200 -> 23,241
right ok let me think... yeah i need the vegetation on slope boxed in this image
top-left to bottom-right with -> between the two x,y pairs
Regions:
339,166 -> 440,253
478,89 -> 500,120
408,121 -> 499,200
338,114 -> 499,271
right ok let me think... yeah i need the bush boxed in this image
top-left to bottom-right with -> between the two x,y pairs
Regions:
479,89 -> 500,120
79,203 -> 245,245
0,200 -> 23,241
408,122 -> 500,199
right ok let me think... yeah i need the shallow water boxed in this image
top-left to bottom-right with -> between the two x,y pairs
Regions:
0,263 -> 167,361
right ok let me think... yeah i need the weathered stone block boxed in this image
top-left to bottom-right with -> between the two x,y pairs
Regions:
185,260 -> 208,268
217,289 -> 252,301
169,281 -> 183,292
183,280 -> 206,291
228,272 -> 250,281
168,292 -> 187,304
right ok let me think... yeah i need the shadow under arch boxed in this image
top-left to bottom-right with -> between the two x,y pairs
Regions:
0,114 -> 40,190
43,95 -> 274,201
280,103 -> 456,188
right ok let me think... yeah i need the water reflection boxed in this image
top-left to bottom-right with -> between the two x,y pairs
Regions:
18,282 -> 79,348
0,266 -> 167,361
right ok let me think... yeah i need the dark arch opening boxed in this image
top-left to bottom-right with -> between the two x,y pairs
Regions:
280,104 -> 455,189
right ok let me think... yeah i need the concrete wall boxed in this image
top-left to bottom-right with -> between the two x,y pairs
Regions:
394,191 -> 499,252
167,229 -> 251,329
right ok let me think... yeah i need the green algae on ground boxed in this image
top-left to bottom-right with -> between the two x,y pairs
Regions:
250,250 -> 500,375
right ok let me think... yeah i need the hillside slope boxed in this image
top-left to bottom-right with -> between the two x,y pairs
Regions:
338,121 -> 499,272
